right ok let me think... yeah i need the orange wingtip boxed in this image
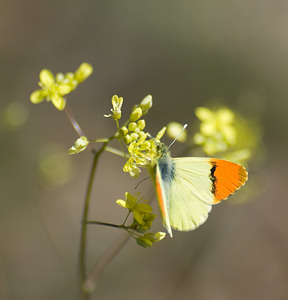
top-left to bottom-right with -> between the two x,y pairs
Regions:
209,159 -> 248,204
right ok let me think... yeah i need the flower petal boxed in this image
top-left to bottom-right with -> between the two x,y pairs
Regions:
58,83 -> 74,95
30,90 -> 47,103
75,62 -> 93,83
40,69 -> 55,87
51,94 -> 66,111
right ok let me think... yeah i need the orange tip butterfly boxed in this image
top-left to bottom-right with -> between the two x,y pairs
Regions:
149,135 -> 248,238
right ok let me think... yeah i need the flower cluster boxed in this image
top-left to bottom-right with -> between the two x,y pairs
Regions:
30,63 -> 93,111
193,107 -> 237,155
116,192 -> 166,247
105,94 -> 164,178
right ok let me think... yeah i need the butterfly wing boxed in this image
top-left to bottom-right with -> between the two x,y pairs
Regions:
156,157 -> 248,237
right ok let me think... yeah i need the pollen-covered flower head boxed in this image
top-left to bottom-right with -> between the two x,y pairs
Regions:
122,127 -> 166,177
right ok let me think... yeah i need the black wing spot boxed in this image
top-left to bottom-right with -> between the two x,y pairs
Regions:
210,162 -> 217,194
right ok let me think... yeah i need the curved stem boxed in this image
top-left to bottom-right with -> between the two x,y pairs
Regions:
78,139 -> 111,298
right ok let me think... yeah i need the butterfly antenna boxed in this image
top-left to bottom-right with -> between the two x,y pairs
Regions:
168,124 -> 188,149
134,176 -> 150,189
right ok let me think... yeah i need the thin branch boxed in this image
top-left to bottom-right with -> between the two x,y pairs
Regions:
78,139 -> 111,298
86,221 -> 123,230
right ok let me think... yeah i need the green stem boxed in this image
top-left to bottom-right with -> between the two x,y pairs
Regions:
105,146 -> 126,157
64,104 -> 85,137
64,104 -> 95,153
78,139 -> 110,298
86,221 -> 124,230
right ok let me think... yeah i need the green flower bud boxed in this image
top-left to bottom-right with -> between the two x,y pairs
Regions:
130,107 -> 142,122
138,131 -> 145,138
134,127 -> 140,134
56,73 -> 65,82
124,135 -> 132,144
139,95 -> 153,115
136,236 -> 153,248
68,136 -> 89,155
130,133 -> 139,141
128,122 -> 137,132
120,126 -> 128,136
137,119 -> 146,130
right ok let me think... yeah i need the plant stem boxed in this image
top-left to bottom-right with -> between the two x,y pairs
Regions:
105,146 -> 125,157
78,140 -> 109,298
64,104 -> 95,153
64,104 -> 85,137
86,221 -> 123,230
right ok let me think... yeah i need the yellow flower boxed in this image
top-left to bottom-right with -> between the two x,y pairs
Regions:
194,107 -> 237,155
116,192 -> 138,211
30,63 -> 93,111
104,95 -> 123,120
68,136 -> 89,155
136,232 -> 166,248
116,192 -> 156,233
166,122 -> 187,142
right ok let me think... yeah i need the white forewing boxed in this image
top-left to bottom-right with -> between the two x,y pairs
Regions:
168,157 -> 214,232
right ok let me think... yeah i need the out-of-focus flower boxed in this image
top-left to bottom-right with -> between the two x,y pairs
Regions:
193,107 -> 237,155
2,102 -> 29,129
166,122 -> 187,143
30,63 -> 93,111
38,145 -> 74,188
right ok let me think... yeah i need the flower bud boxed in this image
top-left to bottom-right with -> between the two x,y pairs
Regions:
130,133 -> 139,141
120,126 -> 128,136
130,107 -> 142,122
137,119 -> 146,130
140,95 -> 153,115
123,134 -> 132,144
128,122 -> 137,132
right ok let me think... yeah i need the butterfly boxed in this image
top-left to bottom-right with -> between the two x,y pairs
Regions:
149,143 -> 248,237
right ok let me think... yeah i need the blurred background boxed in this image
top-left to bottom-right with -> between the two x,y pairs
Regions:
1,1 -> 287,299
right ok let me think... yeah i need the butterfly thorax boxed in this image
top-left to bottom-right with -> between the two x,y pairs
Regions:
148,142 -> 175,183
